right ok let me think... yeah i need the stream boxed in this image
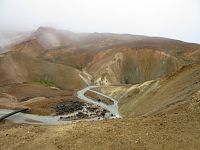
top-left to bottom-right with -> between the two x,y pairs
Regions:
0,86 -> 121,125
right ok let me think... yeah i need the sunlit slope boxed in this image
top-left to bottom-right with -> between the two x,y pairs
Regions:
98,64 -> 200,117
0,51 -> 86,89
5,27 -> 200,86
86,48 -> 181,85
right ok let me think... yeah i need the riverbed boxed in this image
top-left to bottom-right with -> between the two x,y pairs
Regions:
0,86 -> 121,125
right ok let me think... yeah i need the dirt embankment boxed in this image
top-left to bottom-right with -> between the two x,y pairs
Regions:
97,64 -> 200,117
1,83 -> 200,149
0,83 -> 76,115
1,111 -> 200,150
84,90 -> 114,105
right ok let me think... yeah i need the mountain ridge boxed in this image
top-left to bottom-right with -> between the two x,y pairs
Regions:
0,26 -> 199,87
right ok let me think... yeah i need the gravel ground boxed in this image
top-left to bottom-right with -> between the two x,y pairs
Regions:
1,112 -> 200,150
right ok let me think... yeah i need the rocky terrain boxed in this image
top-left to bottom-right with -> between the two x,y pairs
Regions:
0,27 -> 200,149
96,64 -> 200,117
1,26 -> 199,87
1,111 -> 200,150
55,101 -> 109,120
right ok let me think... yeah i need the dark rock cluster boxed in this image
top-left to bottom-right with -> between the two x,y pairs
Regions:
54,100 -> 113,121
76,112 -> 89,119
54,101 -> 84,115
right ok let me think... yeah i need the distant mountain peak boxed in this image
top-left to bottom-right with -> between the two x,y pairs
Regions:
36,26 -> 56,32
35,26 -> 74,35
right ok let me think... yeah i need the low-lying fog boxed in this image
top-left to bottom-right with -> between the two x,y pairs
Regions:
0,0 -> 200,48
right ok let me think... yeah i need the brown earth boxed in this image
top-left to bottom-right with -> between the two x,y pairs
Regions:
1,27 -> 199,87
97,64 -> 200,117
1,65 -> 199,150
0,83 -> 77,115
0,51 -> 86,89
86,48 -> 182,85
10,39 -> 45,57
0,27 -> 200,149
0,111 -> 200,150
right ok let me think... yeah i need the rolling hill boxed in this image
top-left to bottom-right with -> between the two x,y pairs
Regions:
3,26 -> 199,86
0,26 -> 199,115
0,27 -> 200,149
0,51 -> 86,89
97,64 -> 200,117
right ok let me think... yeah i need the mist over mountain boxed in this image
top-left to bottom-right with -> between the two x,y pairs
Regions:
1,0 -> 200,149
0,26 -> 200,149
0,26 -> 198,87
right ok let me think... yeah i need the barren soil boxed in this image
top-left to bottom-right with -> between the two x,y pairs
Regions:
0,83 -> 77,115
1,111 -> 200,150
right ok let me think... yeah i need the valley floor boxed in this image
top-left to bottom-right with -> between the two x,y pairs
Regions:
1,112 -> 200,150
0,64 -> 199,149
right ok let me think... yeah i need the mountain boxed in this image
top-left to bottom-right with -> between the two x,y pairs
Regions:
1,27 -> 200,149
0,51 -> 86,89
0,30 -> 31,51
2,27 -> 200,86
32,26 -> 77,49
41,31 -> 200,69
86,47 -> 181,85
97,63 -> 200,117
10,39 -> 45,57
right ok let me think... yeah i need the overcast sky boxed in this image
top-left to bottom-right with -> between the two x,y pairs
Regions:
0,0 -> 200,43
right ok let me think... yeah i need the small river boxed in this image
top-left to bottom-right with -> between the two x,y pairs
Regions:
0,86 -> 121,125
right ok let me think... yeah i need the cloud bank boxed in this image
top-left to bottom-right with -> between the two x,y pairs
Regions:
0,0 -> 200,43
